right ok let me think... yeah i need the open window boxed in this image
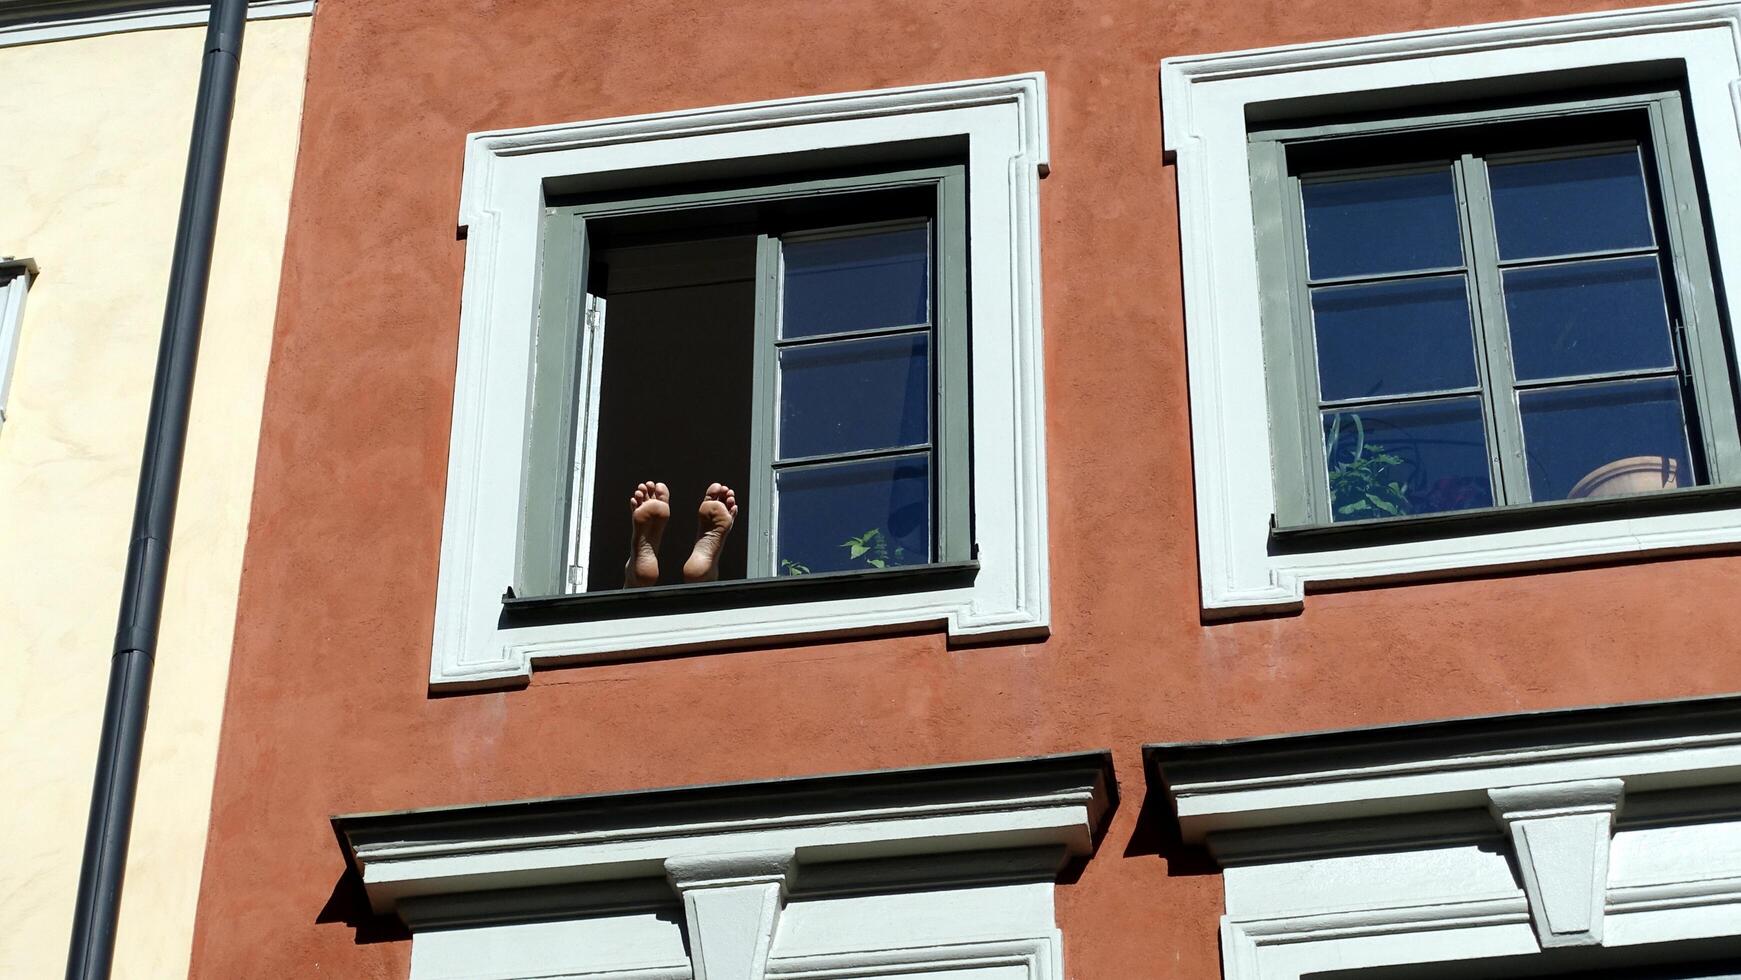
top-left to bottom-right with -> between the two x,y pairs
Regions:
515,164 -> 972,601
432,75 -> 1049,685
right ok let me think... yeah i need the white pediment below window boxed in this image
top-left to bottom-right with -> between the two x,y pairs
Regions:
333,754 -> 1112,980
1149,696 -> 1741,979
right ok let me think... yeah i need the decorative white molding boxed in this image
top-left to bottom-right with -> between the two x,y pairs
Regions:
1149,696 -> 1741,978
0,0 -> 312,48
1488,780 -> 1625,948
768,936 -> 1061,980
338,755 -> 1106,980
0,258 -> 36,434
667,851 -> 794,980
434,73 -> 1051,687
1160,0 -> 1741,614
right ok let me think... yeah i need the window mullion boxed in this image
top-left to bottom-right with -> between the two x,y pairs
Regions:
1458,153 -> 1532,504
935,168 -> 971,563
1250,139 -> 1328,527
746,233 -> 781,579
1647,94 -> 1741,483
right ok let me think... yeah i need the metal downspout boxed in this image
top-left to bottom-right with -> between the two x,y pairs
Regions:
65,2 -> 248,976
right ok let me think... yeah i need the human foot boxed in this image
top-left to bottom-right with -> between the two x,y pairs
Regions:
624,480 -> 670,588
682,483 -> 738,583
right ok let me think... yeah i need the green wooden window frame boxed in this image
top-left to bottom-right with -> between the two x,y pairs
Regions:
1249,89 -> 1739,531
516,164 -> 971,597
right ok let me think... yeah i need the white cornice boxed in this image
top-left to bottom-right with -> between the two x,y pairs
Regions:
458,73 -> 1049,228
1160,0 -> 1741,151
0,0 -> 311,49
334,753 -> 1113,920
1154,700 -> 1741,977
1149,696 -> 1741,842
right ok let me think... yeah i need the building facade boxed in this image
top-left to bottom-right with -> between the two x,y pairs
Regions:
184,0 -> 1741,977
0,2 -> 311,977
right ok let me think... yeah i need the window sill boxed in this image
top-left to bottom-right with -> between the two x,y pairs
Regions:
501,560 -> 980,627
1271,483 -> 1741,550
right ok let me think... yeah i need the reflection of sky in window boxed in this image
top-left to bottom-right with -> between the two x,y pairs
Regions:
782,226 -> 929,338
1322,399 -> 1493,520
1489,149 -> 1654,261
1312,275 -> 1477,401
1520,378 -> 1692,501
1503,256 -> 1673,382
779,333 -> 929,459
776,456 -> 930,574
1302,169 -> 1463,280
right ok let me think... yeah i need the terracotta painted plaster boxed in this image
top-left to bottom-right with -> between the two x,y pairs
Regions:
190,0 -> 1741,977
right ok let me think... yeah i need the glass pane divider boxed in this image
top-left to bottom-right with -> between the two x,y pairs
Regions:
1318,386 -> 1485,411
1305,264 -> 1468,289
1512,367 -> 1684,392
774,444 -> 932,470
775,322 -> 932,348
1494,244 -> 1660,270
778,215 -> 929,245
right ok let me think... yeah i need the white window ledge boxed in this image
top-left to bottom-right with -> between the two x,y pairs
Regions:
1148,696 -> 1741,977
1162,0 -> 1741,615
434,74 -> 1051,688
333,753 -> 1112,980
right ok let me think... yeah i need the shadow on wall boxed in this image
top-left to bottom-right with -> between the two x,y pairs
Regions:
315,866 -> 411,946
1125,767 -> 1219,877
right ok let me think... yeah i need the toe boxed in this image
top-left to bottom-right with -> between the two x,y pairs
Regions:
654,482 -> 669,500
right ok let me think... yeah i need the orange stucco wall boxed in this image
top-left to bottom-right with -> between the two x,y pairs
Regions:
189,0 -> 1741,976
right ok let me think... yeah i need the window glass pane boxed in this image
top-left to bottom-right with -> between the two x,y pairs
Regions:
1488,148 -> 1654,260
1321,399 -> 1493,521
1311,275 -> 1478,401
1301,169 -> 1462,280
1520,377 -> 1693,502
782,225 -> 929,338
779,333 -> 929,459
776,455 -> 930,575
1502,255 -> 1674,382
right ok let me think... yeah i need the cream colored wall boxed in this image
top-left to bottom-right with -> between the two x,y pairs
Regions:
0,15 -> 310,979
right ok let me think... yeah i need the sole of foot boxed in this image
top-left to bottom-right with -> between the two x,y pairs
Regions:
682,482 -> 738,583
624,480 -> 670,588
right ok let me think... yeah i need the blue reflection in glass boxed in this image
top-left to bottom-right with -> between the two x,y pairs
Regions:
1312,275 -> 1477,401
1502,256 -> 1673,382
1302,169 -> 1463,280
780,333 -> 930,459
1520,377 -> 1693,502
782,225 -> 929,338
1489,149 -> 1654,261
776,455 -> 930,574
1321,398 -> 1493,521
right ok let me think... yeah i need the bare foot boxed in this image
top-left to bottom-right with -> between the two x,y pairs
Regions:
624,481 -> 669,588
682,483 -> 738,583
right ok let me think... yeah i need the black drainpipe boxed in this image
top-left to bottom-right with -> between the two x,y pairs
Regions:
65,2 -> 247,977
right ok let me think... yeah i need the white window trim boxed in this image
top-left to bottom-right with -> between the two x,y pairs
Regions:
334,754 -> 1109,980
0,258 -> 37,435
1161,0 -> 1741,615
1149,697 -> 1741,979
434,74 -> 1051,688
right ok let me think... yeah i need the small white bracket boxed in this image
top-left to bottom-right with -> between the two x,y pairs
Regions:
666,850 -> 795,980
1487,778 -> 1625,949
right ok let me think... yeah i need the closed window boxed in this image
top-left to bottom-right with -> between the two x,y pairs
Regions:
1250,90 -> 1737,529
